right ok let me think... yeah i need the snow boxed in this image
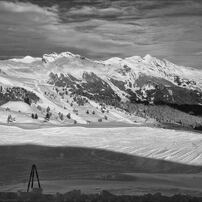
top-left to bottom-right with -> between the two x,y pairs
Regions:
0,76 -> 14,86
0,107 -> 41,124
0,51 -> 201,173
104,57 -> 123,65
0,50 -> 202,126
168,89 -> 173,96
9,56 -> 41,63
142,84 -> 156,91
0,125 -> 202,166
103,77 -> 128,102
2,51 -> 202,94
1,51 -> 202,87
42,52 -> 76,63
34,82 -> 87,124
1,101 -> 34,113
143,54 -> 155,64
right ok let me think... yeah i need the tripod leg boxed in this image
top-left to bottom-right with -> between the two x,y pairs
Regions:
35,166 -> 41,188
31,166 -> 34,189
27,167 -> 33,192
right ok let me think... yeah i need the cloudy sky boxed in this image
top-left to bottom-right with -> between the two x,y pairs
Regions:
0,0 -> 202,68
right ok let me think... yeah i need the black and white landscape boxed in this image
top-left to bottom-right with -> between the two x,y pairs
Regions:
1,51 -> 202,196
0,0 -> 202,200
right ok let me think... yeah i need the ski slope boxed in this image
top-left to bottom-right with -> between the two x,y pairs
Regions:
1,101 -> 34,113
0,124 -> 202,166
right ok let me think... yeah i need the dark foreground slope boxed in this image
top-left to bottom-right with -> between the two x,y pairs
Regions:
1,145 -> 202,184
1,145 -> 202,196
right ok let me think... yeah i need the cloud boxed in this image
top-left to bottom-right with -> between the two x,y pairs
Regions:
195,52 -> 202,56
144,1 -> 202,18
0,1 -> 60,57
0,0 -> 201,68
0,1 -> 58,15
64,5 -> 141,22
0,1 -> 59,26
68,6 -> 123,17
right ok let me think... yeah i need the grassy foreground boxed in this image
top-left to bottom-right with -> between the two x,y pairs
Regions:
0,190 -> 202,202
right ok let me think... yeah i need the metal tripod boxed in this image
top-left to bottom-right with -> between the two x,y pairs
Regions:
27,164 -> 41,192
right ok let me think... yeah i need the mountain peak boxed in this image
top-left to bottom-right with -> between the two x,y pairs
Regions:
143,54 -> 153,62
42,51 -> 78,63
143,54 -> 165,66
9,55 -> 41,63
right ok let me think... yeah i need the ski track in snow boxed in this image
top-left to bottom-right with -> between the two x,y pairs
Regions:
0,125 -> 202,166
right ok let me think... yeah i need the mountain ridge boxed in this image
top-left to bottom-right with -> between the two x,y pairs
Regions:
5,51 -> 202,87
0,51 -> 202,129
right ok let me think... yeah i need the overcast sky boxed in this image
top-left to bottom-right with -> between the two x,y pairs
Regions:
0,0 -> 202,68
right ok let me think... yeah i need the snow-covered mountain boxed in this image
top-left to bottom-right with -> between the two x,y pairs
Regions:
0,51 -> 202,128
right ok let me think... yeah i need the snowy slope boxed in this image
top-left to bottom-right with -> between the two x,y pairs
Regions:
0,124 -> 202,166
1,101 -> 34,113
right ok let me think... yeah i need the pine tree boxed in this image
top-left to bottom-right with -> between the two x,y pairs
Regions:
34,114 -> 38,119
60,113 -> 64,121
46,106 -> 50,113
67,113 -> 71,119
45,112 -> 50,121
